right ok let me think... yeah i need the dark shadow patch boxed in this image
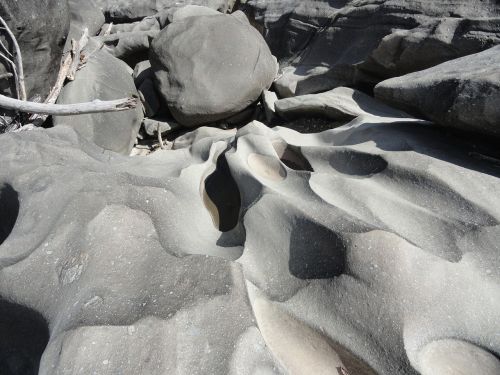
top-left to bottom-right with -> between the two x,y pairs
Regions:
0,298 -> 49,375
334,121 -> 500,179
203,154 -> 241,232
289,219 -> 346,279
273,142 -> 314,172
0,184 -> 19,246
330,149 -> 388,176
274,117 -> 345,133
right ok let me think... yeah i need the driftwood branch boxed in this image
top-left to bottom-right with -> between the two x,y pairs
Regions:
0,15 -> 26,101
0,38 -> 12,59
28,52 -> 73,124
102,23 -> 113,37
157,122 -> 167,149
29,28 -> 93,125
67,28 -> 89,81
0,50 -> 19,99
0,94 -> 138,116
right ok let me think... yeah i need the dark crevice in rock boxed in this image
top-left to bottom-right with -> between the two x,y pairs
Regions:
0,298 -> 49,375
273,142 -> 314,172
0,184 -> 19,246
203,153 -> 241,232
330,149 -> 388,176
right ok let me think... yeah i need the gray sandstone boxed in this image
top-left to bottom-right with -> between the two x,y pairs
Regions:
0,116 -> 499,374
262,90 -> 278,123
242,0 -> 500,96
150,12 -> 278,127
375,45 -> 500,138
54,50 -> 143,155
66,0 -> 105,49
275,87 -> 414,121
0,1 -> 499,374
0,0 -> 69,100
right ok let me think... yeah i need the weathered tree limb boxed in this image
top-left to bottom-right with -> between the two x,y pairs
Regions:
0,94 -> 138,116
0,51 -> 20,99
103,23 -> 113,36
157,122 -> 167,149
67,28 -> 89,81
0,38 -> 12,58
45,53 -> 73,105
0,16 -> 26,101
28,52 -> 73,124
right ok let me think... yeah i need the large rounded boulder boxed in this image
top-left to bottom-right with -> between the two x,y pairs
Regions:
150,11 -> 278,127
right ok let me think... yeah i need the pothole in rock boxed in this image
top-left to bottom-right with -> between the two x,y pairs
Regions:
0,298 -> 49,375
202,153 -> 241,232
330,149 -> 388,177
273,141 -> 314,172
0,184 -> 19,246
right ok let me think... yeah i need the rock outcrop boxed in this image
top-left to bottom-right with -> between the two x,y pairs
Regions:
240,0 -> 500,96
150,11 -> 278,127
0,2 -> 499,374
375,45 -> 500,138
67,0 -> 105,46
0,114 -> 499,374
274,87 -> 413,121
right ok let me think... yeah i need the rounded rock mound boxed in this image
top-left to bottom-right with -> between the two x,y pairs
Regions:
150,11 -> 278,127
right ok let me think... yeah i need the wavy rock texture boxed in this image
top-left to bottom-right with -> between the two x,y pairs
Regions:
0,112 -> 499,374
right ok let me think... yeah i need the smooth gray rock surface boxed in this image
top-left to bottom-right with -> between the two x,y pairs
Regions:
151,12 -> 278,127
262,90 -> 278,123
0,116 -> 499,374
241,0 -> 500,96
0,1 -> 499,374
0,0 -> 69,100
275,87 -> 413,121
54,50 -> 143,155
67,0 -> 105,48
170,4 -> 220,22
375,46 -> 500,138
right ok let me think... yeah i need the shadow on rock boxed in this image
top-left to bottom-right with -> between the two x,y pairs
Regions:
203,153 -> 242,233
0,298 -> 49,375
0,184 -> 19,246
289,219 -> 346,280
